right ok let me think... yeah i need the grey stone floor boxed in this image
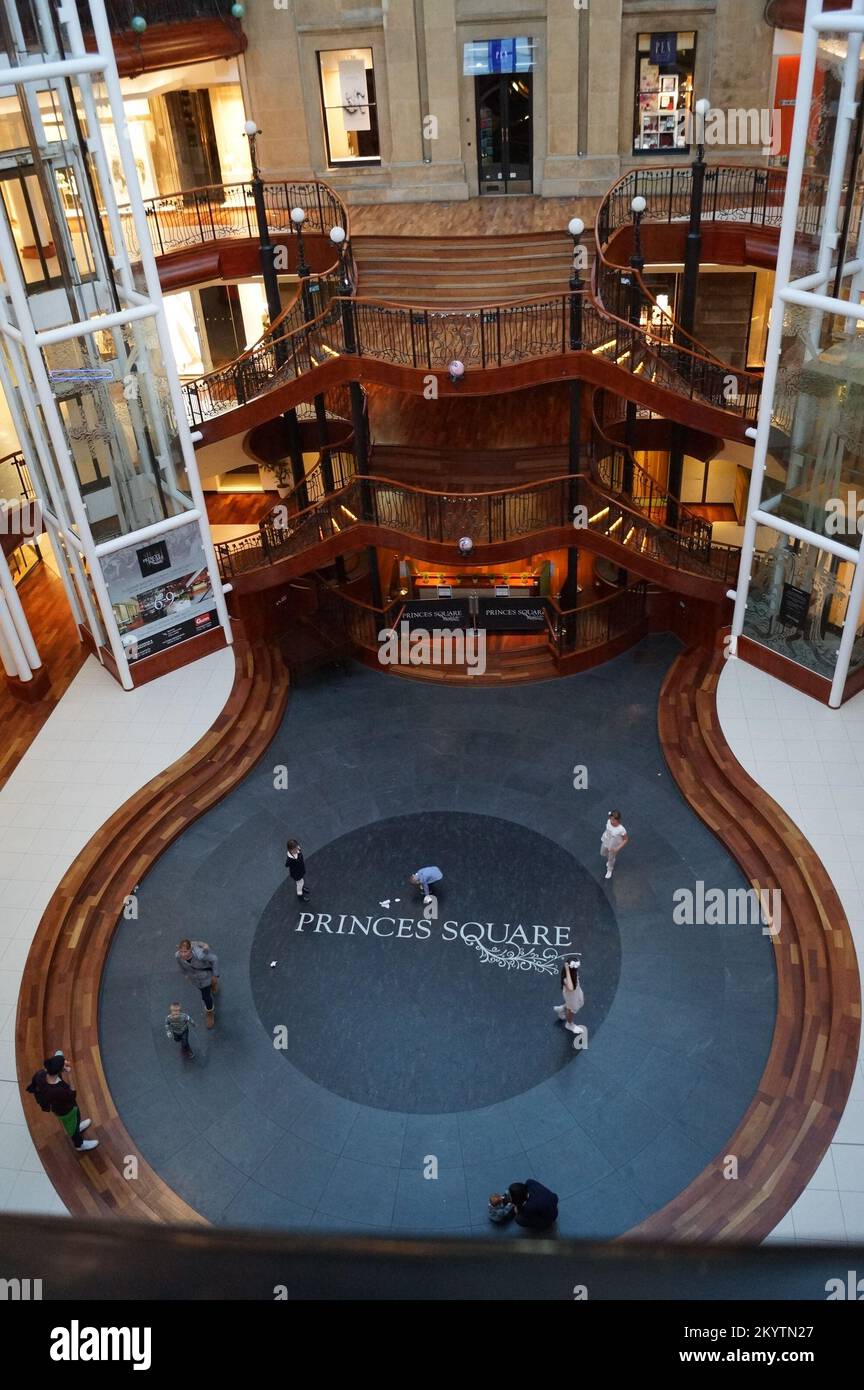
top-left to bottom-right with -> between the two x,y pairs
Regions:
100,635 -> 776,1238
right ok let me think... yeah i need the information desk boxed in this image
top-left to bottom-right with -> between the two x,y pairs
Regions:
414,572 -> 540,599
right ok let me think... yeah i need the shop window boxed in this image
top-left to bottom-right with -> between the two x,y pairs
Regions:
633,32 -> 696,154
317,49 -> 380,167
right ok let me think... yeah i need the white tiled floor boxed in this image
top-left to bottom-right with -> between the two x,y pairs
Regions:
0,648 -> 235,1216
717,656 -> 864,1245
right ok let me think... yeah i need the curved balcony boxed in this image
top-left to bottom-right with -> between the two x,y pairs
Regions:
213,470 -> 741,600
106,167 -> 801,453
77,0 -> 247,78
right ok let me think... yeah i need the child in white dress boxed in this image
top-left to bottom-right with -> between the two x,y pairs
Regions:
600,810 -> 628,880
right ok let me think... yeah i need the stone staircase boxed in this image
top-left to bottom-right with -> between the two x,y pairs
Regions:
352,232 -> 577,306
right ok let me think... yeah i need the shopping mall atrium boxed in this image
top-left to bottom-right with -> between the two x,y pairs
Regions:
0,0 -> 862,1304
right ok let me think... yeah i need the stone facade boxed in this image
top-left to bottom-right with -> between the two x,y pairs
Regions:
240,0 -> 776,203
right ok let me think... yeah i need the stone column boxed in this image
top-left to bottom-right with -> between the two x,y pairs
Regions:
241,2 -> 313,179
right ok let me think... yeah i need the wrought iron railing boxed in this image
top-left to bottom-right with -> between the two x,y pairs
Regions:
181,290 -> 344,426
115,179 -> 348,262
0,449 -> 35,502
596,164 -> 846,246
76,0 -> 239,29
546,580 -> 648,655
214,472 -> 741,587
591,390 -> 715,552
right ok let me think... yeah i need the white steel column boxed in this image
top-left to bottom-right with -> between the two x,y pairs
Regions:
0,545 -> 40,670
0,0 -> 233,694
729,0 -> 825,653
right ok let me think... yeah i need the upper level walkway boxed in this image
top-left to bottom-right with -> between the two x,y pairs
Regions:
124,164 -> 812,445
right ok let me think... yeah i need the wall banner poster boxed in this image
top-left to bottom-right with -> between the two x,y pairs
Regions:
100,521 -> 219,664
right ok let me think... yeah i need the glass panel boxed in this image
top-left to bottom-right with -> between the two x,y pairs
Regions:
506,77 -> 532,182
477,78 -> 504,186
768,302 -> 864,534
633,32 -> 696,154
41,317 -> 191,543
742,533 -> 850,678
0,170 -> 64,289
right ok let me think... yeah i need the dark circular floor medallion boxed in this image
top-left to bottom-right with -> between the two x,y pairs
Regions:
251,812 -> 621,1111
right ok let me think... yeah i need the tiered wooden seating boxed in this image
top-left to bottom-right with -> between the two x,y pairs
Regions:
631,637 -> 861,1241
16,634 -> 289,1220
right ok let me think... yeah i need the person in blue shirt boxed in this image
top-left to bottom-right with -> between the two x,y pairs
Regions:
409,865 -> 443,904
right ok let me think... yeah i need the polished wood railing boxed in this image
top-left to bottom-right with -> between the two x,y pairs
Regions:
545,579 -> 648,655
214,471 -> 741,588
593,162 -> 863,426
310,577 -> 649,662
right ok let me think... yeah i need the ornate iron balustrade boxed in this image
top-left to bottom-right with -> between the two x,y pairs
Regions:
76,0 -> 238,29
596,164 -> 842,245
115,179 -> 348,261
181,291 -> 344,426
214,472 -> 744,586
178,284 -> 762,431
547,580 -> 648,655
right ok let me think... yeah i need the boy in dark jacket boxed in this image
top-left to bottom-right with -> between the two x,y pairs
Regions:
26,1053 -> 99,1152
508,1179 -> 559,1230
286,839 -> 309,900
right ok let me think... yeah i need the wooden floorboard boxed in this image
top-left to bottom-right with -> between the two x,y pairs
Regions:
348,197 -> 602,237
0,565 -> 88,792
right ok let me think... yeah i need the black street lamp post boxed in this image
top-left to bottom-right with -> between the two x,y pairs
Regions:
291,206 -> 315,322
623,194 -> 646,495
678,97 -> 710,347
563,214 -> 585,615
244,120 -> 282,334
669,96 -> 711,527
245,118 -> 304,498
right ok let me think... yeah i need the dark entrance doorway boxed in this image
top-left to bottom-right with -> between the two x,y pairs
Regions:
475,73 -> 533,194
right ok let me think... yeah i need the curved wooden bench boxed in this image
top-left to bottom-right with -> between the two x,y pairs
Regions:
627,638 -> 861,1241
16,634 -> 289,1220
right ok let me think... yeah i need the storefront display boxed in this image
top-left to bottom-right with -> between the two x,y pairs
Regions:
634,32 -> 695,153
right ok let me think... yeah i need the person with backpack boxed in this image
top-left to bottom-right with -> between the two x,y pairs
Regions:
286,838 -> 309,901
26,1053 -> 98,1152
175,938 -> 220,1029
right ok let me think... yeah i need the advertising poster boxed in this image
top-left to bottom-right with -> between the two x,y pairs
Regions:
100,522 -> 219,664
